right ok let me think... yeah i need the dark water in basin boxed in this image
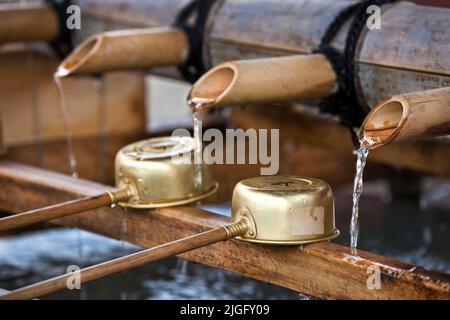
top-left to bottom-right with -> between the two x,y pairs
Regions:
1,180 -> 449,299
0,227 -> 299,299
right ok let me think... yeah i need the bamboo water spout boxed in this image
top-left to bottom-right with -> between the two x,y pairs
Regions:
0,137 -> 218,232
187,54 -> 336,109
1,176 -> 338,300
56,27 -> 189,77
0,3 -> 59,44
360,87 -> 450,149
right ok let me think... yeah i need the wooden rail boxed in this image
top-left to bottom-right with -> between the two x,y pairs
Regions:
0,161 -> 449,299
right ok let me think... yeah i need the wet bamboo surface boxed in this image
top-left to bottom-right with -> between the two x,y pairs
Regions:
0,161 -> 449,300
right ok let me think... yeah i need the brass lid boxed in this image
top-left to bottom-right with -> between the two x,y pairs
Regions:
231,176 -> 339,245
115,136 -> 218,208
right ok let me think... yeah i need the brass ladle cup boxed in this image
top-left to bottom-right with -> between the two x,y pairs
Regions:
0,136 -> 218,232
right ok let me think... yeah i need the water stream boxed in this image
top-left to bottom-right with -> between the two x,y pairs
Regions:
192,110 -> 202,192
350,142 -> 369,248
53,74 -> 79,178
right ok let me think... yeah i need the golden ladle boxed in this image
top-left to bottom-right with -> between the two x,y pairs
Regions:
0,176 -> 339,300
0,136 -> 218,232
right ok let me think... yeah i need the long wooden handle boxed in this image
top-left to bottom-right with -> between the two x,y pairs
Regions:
0,226 -> 234,300
0,193 -> 112,231
0,194 -> 112,232
0,189 -> 132,232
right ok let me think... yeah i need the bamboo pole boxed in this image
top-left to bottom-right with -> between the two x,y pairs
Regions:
75,0 -> 450,108
188,54 -> 336,109
0,3 -> 59,43
0,221 -> 247,300
56,27 -> 189,77
360,87 -> 450,149
0,188 -> 132,232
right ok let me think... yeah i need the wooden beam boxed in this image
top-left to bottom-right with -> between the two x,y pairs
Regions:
230,106 -> 450,177
0,161 -> 449,300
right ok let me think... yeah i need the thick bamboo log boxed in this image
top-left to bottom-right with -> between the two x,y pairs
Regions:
1,227 -> 231,300
0,161 -> 449,300
75,0 -> 450,107
0,3 -> 59,43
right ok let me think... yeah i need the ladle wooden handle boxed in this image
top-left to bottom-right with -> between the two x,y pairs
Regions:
0,220 -> 248,300
0,189 -> 131,232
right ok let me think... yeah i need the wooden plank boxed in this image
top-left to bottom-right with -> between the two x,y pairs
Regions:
230,105 -> 450,177
0,161 -> 449,300
0,47 -> 146,146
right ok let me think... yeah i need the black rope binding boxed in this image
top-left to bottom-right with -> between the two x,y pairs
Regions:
314,0 -> 398,146
46,0 -> 73,59
174,0 -> 218,83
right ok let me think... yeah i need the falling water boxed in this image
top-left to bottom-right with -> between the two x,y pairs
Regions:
188,97 -> 216,192
53,74 -> 79,178
192,110 -> 203,191
350,138 -> 370,248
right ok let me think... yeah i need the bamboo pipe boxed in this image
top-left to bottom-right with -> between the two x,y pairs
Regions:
187,54 -> 336,109
0,188 -> 133,232
0,219 -> 248,300
56,27 -> 189,77
360,87 -> 450,149
0,3 -> 59,44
